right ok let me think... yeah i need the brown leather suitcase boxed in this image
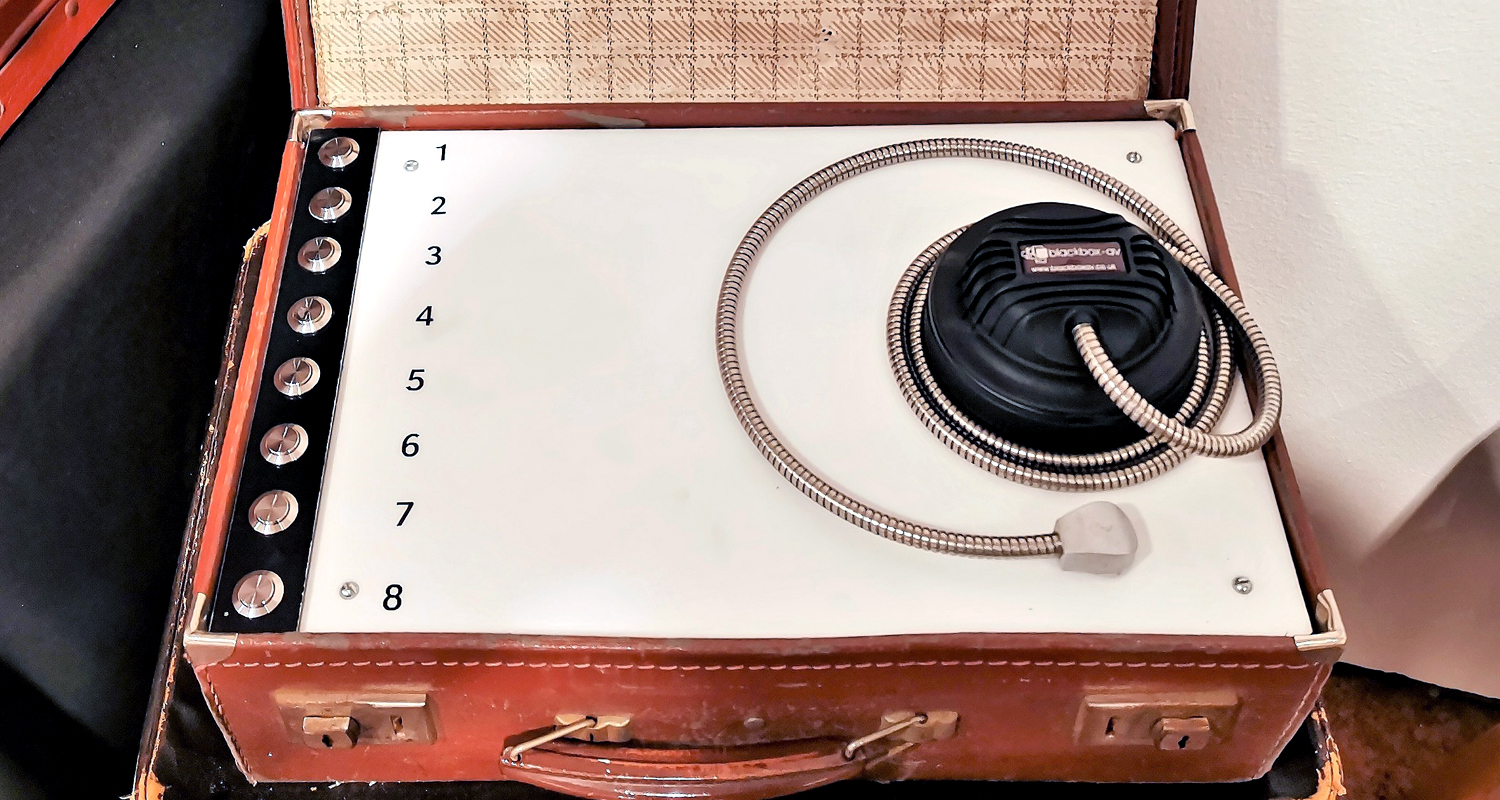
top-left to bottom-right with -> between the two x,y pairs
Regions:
158,1 -> 1346,795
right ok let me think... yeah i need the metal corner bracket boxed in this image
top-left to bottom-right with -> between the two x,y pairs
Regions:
1144,99 -> 1197,134
290,109 -> 335,143
1293,589 -> 1347,652
183,592 -> 238,666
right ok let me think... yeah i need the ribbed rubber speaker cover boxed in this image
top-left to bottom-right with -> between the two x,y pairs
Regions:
919,202 -> 1210,453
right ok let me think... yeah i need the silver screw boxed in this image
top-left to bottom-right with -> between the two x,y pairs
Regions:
1126,151 -> 1143,163
743,717 -> 766,730
405,160 -> 419,171
1233,576 -> 1254,595
339,581 -> 360,599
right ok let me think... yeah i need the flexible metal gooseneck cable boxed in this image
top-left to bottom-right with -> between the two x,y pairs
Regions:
716,138 -> 1282,557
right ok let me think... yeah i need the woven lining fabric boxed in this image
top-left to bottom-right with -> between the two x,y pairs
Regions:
308,0 -> 1158,107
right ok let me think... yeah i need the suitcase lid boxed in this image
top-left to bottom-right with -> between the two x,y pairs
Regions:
281,0 -> 1197,113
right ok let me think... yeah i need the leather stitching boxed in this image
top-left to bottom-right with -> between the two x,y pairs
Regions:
201,676 -> 247,763
1267,662 -> 1331,760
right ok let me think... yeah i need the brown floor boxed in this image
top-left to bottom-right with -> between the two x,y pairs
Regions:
1323,664 -> 1500,799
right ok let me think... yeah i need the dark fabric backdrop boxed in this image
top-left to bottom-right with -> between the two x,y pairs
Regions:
0,0 -> 290,795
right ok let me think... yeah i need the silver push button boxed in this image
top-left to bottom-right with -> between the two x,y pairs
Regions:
260,423 -> 310,466
273,357 -> 320,397
317,137 -> 361,169
249,490 -> 299,534
232,570 -> 285,619
309,187 -> 353,222
297,236 -> 341,272
288,296 -> 333,334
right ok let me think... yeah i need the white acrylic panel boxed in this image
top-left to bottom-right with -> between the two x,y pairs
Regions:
299,122 -> 1313,638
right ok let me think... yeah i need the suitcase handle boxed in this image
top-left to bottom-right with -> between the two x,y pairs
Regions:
498,737 -> 866,800
497,712 -> 948,800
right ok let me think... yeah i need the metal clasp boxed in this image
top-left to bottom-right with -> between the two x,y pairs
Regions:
502,714 -> 634,761
843,710 -> 960,760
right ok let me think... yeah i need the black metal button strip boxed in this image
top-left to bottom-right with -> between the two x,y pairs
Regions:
209,128 -> 379,633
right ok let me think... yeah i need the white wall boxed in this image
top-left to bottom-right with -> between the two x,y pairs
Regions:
1191,1 -> 1500,695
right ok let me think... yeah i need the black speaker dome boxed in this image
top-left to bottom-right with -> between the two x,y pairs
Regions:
919,202 -> 1210,453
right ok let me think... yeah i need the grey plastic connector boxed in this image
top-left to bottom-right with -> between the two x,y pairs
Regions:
1054,502 -> 1138,575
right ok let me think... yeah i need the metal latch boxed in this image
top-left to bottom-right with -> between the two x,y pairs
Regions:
1153,716 -> 1213,751
1076,690 -> 1239,749
302,715 -> 360,749
276,692 -> 437,748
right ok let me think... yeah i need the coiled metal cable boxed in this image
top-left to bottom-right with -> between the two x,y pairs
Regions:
890,228 -> 1235,492
716,138 -> 1282,556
